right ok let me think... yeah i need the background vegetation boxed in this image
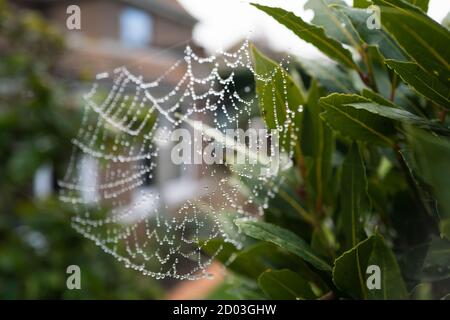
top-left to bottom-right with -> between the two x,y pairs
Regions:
0,0 -> 162,299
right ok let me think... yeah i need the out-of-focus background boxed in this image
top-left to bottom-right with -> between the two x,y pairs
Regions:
1,0 -> 449,300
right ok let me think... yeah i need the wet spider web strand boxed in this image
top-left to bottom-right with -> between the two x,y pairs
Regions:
59,41 -> 301,280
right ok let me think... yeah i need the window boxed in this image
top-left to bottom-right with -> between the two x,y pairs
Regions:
120,7 -> 153,48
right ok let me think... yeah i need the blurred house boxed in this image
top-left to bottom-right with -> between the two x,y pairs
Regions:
14,0 -> 207,212
15,0 -> 200,81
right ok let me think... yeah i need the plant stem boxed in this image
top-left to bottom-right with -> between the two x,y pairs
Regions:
358,45 -> 378,93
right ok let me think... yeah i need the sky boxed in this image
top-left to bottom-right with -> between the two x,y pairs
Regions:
178,0 -> 450,58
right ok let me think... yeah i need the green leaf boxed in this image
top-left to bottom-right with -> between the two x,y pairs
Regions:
332,236 -> 373,298
333,234 -> 408,299
252,4 -> 359,71
385,60 -> 450,108
302,80 -> 335,210
366,234 -> 409,299
372,0 -> 450,85
346,102 -> 444,131
206,240 -> 313,280
251,45 -> 304,151
305,0 -> 361,49
361,89 -> 397,108
353,0 -> 371,8
340,143 -> 369,249
319,93 -> 396,146
405,127 -> 450,220
338,6 -> 407,60
222,275 -> 267,300
299,59 -> 358,93
258,269 -> 316,300
405,0 -> 429,12
235,219 -> 332,272
367,47 -> 396,98
202,238 -> 240,265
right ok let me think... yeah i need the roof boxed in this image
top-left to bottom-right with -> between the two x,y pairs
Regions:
15,0 -> 197,26
123,0 -> 197,26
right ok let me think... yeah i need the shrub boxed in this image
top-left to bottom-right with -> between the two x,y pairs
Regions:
207,0 -> 450,300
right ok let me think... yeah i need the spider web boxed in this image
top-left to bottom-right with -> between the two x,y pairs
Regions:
59,41 -> 301,280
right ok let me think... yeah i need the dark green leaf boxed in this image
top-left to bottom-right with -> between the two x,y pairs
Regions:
340,143 -> 369,249
332,236 -> 373,298
258,269 -> 317,300
302,80 -> 335,210
319,94 -> 396,145
405,127 -> 450,221
333,234 -> 408,299
346,102 -> 444,131
361,89 -> 397,108
338,6 -> 407,60
224,242 -> 315,280
373,0 -> 450,85
235,219 -> 332,272
385,59 -> 450,108
367,234 -> 409,299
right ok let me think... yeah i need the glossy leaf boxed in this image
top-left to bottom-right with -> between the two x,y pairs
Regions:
319,93 -> 396,146
361,89 -> 398,108
372,0 -> 450,85
235,219 -> 332,272
385,59 -> 450,108
252,4 -> 359,71
338,6 -> 407,61
258,269 -> 316,300
333,234 -> 408,299
366,234 -> 409,299
405,0 -> 429,12
305,0 -> 361,48
346,102 -> 445,131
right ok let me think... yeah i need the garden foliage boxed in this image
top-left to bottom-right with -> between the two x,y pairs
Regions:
206,0 -> 450,300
